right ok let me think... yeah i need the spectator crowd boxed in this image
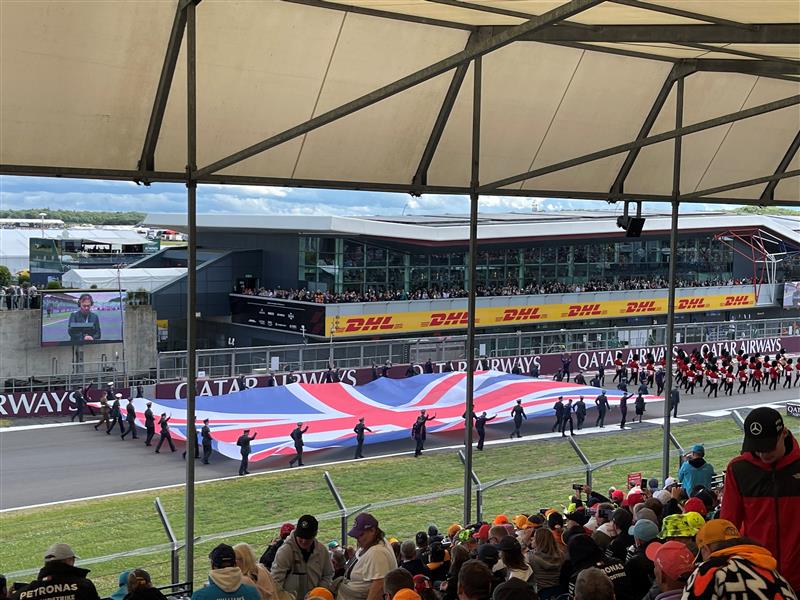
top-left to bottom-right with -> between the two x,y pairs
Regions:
241,278 -> 754,305
6,407 -> 798,600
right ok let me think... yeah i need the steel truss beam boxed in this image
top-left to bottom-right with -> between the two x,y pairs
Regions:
138,0 -> 188,174
610,63 -> 695,196
519,23 -> 799,44
608,0 -> 755,30
282,0 -> 473,31
679,42 -> 800,67
413,30 -> 485,191
683,169 -> 800,200
761,131 -> 800,202
479,94 -> 800,193
194,0 -> 604,178
688,58 -> 800,76
5,162 -> 798,207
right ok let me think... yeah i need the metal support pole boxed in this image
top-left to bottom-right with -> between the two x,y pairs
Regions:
323,471 -> 348,544
463,56 -> 481,526
731,410 -> 746,432
662,76 -> 683,484
184,0 -> 198,585
476,479 -> 504,524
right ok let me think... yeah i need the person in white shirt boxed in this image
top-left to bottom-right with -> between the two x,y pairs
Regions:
336,513 -> 397,600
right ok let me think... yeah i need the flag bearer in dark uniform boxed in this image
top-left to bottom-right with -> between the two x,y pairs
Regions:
510,399 -> 526,438
71,387 -> 92,422
353,417 -> 371,459
201,418 -> 213,464
182,424 -> 200,460
561,398 -> 574,437
121,397 -> 138,439
474,411 -> 496,450
155,413 -> 176,453
95,393 -> 110,431
237,428 -> 258,475
412,409 -> 436,456
575,396 -> 587,430
551,396 -> 565,432
143,401 -> 156,446
595,390 -> 609,427
288,422 -> 308,467
107,393 -> 124,435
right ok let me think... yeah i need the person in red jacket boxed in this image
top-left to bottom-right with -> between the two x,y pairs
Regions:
752,364 -> 763,392
721,407 -> 800,592
737,367 -> 748,394
784,359 -> 794,389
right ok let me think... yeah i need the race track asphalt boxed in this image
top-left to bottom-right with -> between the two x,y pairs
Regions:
1,386 -> 798,510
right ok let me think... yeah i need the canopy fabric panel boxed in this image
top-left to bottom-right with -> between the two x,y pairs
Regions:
61,268 -> 186,292
1,0 -> 798,204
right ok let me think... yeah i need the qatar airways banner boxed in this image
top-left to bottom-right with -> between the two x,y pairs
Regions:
0,387 -> 129,418
96,372 -> 660,462
154,335 -> 800,400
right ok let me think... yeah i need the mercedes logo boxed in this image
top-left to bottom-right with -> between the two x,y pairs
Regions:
749,422 -> 763,436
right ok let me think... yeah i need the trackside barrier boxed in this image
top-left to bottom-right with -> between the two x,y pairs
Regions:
457,450 -> 505,523
731,410 -> 746,432
567,437 -> 616,488
324,471 -> 371,546
155,497 -> 182,587
4,435 -> 752,581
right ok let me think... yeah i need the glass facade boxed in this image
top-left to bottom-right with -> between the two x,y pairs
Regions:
298,236 -> 735,294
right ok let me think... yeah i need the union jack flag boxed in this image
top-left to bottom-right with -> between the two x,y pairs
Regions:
97,371 -> 658,462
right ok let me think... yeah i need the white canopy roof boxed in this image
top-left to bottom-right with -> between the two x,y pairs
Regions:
0,0 -> 798,205
61,268 -> 186,292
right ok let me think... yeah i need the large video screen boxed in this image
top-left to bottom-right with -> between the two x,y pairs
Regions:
784,282 -> 800,309
41,291 -> 125,347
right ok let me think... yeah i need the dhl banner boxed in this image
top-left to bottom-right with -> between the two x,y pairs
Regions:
328,292 -> 756,337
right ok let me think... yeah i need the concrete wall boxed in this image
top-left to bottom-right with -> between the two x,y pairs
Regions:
0,306 -> 157,380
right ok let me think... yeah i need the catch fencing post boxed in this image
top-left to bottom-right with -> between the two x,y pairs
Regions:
458,450 -> 505,523
662,424 -> 685,472
568,437 -> 615,487
731,410 -> 746,432
155,497 -> 181,585
324,471 -> 371,545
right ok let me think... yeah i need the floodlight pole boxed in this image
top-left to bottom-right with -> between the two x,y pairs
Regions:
463,55 -> 481,526
184,0 -> 198,586
662,75 -> 684,484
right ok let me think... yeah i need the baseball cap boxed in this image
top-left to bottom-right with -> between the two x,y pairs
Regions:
654,490 -> 672,505
209,544 -> 236,568
496,536 -> 521,553
115,393 -> 122,399
476,524 -> 490,542
683,498 -> 707,516
646,541 -> 695,581
743,407 -> 785,453
307,588 -> 335,600
493,514 -> 509,525
393,590 -> 421,600
691,444 -> 705,455
664,477 -> 678,489
44,543 -> 78,562
447,523 -> 462,538
477,543 -> 499,565
327,540 -> 340,550
348,512 -> 379,538
296,515 -> 319,539
413,575 -> 433,594
629,519 -> 659,543
696,519 -> 740,550
634,507 -> 659,526
416,531 -> 429,545
566,507 -> 590,527
279,523 -> 295,539
611,489 -> 625,503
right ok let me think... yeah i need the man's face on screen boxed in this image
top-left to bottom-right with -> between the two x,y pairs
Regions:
79,298 -> 92,314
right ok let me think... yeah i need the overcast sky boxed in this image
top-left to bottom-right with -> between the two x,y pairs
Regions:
0,175 -> 783,217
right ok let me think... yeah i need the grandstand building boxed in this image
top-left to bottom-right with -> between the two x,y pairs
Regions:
143,210 -> 800,350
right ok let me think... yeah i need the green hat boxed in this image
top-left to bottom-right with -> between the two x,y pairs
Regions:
327,540 -> 340,550
659,514 -> 702,539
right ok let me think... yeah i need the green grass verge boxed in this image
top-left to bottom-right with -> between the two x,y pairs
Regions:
1,418 -> 794,594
